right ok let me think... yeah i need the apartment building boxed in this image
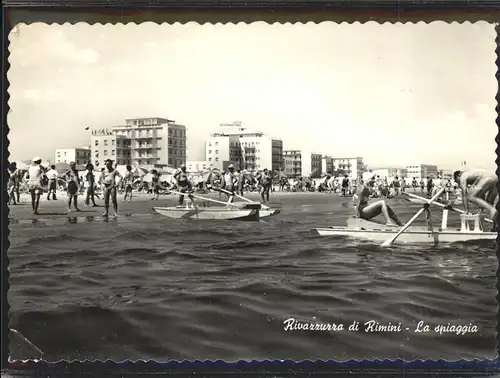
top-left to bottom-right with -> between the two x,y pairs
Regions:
330,157 -> 366,179
55,148 -> 91,166
90,129 -> 131,167
405,164 -> 439,180
283,150 -> 322,178
112,117 -> 187,168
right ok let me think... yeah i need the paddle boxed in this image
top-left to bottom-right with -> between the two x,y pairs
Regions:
169,189 -> 241,208
381,186 -> 446,247
212,186 -> 270,209
403,192 -> 493,224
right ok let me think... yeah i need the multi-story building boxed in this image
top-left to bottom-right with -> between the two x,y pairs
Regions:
283,150 -> 322,178
438,169 -> 454,180
112,117 -> 187,168
186,160 -> 210,173
321,156 -> 334,175
90,129 -> 131,167
205,121 -> 283,172
55,148 -> 91,166
405,164 -> 439,180
330,157 -> 366,179
371,167 -> 407,179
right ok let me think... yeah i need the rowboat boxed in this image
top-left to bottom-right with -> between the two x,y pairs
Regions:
315,216 -> 496,244
314,188 -> 497,246
154,189 -> 278,221
154,204 -> 261,221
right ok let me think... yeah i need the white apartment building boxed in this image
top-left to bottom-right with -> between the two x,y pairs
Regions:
330,157 -> 366,179
112,117 -> 187,168
371,167 -> 407,179
205,121 -> 283,172
55,148 -> 91,166
283,150 -> 322,178
186,160 -> 210,173
405,164 -> 439,180
90,129 -> 131,167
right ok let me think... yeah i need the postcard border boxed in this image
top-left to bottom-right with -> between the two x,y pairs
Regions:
2,1 -> 500,375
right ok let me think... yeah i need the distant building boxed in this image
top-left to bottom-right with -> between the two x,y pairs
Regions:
186,160 -> 210,173
55,148 -> 91,166
405,164 -> 439,179
321,156 -> 334,175
283,150 -> 322,178
112,117 -> 187,168
371,167 -> 407,179
330,157 -> 366,179
438,169 -> 454,180
205,121 -> 283,172
91,129 -> 131,167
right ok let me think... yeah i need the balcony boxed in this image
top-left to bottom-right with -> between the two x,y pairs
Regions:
135,145 -> 154,149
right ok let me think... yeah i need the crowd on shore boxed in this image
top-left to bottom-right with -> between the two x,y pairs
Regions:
8,157 -> 465,218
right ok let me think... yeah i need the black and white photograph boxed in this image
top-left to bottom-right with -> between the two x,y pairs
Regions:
6,21 -> 498,361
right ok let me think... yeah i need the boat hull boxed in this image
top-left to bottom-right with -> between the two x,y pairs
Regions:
314,217 -> 497,244
153,206 -> 260,221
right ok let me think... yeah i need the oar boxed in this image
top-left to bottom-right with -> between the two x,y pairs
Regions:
403,192 -> 493,224
214,186 -> 270,209
169,190 -> 241,208
381,186 -> 446,247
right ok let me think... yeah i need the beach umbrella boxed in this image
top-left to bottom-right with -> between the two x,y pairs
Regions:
41,161 -> 50,169
161,166 -> 176,174
115,165 -> 128,177
15,161 -> 29,170
133,167 -> 148,177
201,168 -> 221,183
160,174 -> 173,183
142,173 -> 153,182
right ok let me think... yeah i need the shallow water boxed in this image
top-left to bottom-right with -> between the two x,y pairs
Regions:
7,193 -> 497,361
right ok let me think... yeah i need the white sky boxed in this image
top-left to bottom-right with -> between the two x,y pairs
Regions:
7,21 -> 497,170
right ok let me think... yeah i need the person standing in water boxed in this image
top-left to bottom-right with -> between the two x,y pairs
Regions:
150,170 -> 162,201
64,161 -> 82,212
84,163 -> 97,207
260,168 -> 272,204
353,172 -> 403,226
46,165 -> 59,201
24,157 -> 47,215
223,164 -> 238,203
8,162 -> 20,205
99,159 -> 123,217
174,164 -> 192,207
123,165 -> 135,202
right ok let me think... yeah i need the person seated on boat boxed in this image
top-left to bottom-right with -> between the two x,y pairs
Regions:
354,172 -> 403,226
174,164 -> 192,207
454,169 -> 498,230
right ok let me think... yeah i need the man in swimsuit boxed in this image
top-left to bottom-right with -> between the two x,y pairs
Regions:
454,169 -> 498,229
99,159 -> 123,217
260,168 -> 272,204
64,161 -> 82,212
8,162 -> 20,205
353,172 -> 403,226
46,165 -> 59,201
174,164 -> 192,206
24,157 -> 46,215
123,165 -> 135,202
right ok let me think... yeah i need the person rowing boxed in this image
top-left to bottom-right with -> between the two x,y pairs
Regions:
353,172 -> 403,226
454,169 -> 498,229
174,164 -> 192,207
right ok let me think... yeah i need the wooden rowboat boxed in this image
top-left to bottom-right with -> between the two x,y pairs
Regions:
314,217 -> 496,245
314,188 -> 497,246
153,204 -> 261,221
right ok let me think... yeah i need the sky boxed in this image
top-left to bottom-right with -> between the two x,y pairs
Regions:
7,21 -> 498,170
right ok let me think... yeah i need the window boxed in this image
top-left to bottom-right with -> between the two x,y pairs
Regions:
215,150 -> 218,154
208,157 -> 212,162
104,140 -> 108,146
77,160 -> 80,165
215,141 -> 218,146
95,140 -> 99,146
208,150 -> 212,154
64,152 -> 67,156
112,150 -> 115,156
215,157 -> 219,162
104,150 -> 108,156
95,153 -> 99,158
112,140 -> 115,145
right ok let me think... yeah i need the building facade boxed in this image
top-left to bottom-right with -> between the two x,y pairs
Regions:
330,157 -> 366,179
91,129 -> 131,167
186,160 -> 210,173
405,164 -> 439,179
55,148 -> 91,166
321,156 -> 334,175
438,169 -> 454,180
205,121 -> 283,172
283,150 -> 322,178
371,167 -> 407,179
112,117 -> 187,168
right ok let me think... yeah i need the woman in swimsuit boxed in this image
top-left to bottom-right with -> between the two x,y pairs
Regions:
354,172 -> 402,226
65,161 -> 82,212
99,159 -> 123,217
123,165 -> 134,202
